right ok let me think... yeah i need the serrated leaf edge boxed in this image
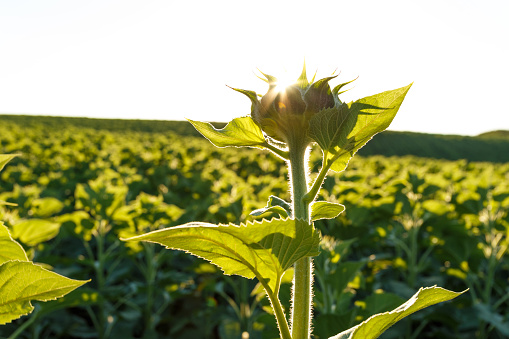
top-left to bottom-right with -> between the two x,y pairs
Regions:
122,217 -> 320,291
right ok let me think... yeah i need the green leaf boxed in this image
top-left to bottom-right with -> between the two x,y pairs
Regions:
122,218 -> 320,293
56,211 -> 95,241
327,261 -> 365,297
250,195 -> 292,219
332,78 -> 357,96
12,219 -> 62,246
250,205 -> 289,219
309,103 -> 353,158
311,201 -> 345,221
0,154 -> 18,172
31,197 -> 64,218
310,84 -> 412,172
268,195 -> 292,213
297,63 -> 309,89
329,286 -> 467,339
474,302 -> 509,336
188,117 -> 267,148
0,261 -> 89,325
0,223 -> 28,264
256,70 -> 278,88
75,180 -> 128,219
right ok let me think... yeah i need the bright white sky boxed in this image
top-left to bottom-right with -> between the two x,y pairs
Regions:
1,0 -> 508,136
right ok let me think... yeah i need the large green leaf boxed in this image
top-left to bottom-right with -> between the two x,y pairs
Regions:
12,219 -> 62,246
329,286 -> 467,339
0,223 -> 28,264
0,261 -> 89,325
309,84 -> 412,172
122,218 -> 320,293
0,154 -> 18,172
188,117 -> 267,148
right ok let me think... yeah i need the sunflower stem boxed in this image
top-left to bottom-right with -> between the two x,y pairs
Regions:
288,138 -> 313,339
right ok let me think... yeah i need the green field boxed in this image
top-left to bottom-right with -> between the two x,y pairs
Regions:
2,114 -> 509,162
1,115 -> 508,338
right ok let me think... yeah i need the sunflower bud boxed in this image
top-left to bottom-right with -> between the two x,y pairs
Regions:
232,65 -> 354,145
303,77 -> 336,113
260,85 -> 306,116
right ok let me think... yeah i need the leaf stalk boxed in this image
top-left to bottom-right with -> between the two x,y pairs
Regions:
263,141 -> 290,160
257,275 -> 292,339
303,152 -> 332,205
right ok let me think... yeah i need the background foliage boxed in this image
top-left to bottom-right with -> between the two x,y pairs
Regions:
2,115 -> 509,162
0,115 -> 508,338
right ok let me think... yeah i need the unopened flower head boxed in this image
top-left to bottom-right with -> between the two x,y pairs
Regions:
232,65 -> 355,144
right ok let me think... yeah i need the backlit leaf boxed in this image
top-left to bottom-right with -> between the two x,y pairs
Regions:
329,286 -> 467,339
188,117 -> 267,148
0,261 -> 89,325
310,84 -> 412,172
311,201 -> 345,221
250,195 -> 292,219
75,181 -> 128,219
0,223 -> 28,264
0,154 -> 18,172
250,205 -> 289,219
12,219 -> 61,246
31,197 -> 64,218
122,218 -> 320,293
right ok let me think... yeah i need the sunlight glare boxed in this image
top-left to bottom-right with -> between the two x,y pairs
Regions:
274,72 -> 297,93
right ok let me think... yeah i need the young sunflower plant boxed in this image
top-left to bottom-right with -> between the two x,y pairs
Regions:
122,65 -> 466,339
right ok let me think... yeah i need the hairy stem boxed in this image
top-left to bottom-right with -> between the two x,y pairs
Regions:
288,140 -> 313,339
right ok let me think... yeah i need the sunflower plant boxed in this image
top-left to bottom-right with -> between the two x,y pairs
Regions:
122,65 -> 466,339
